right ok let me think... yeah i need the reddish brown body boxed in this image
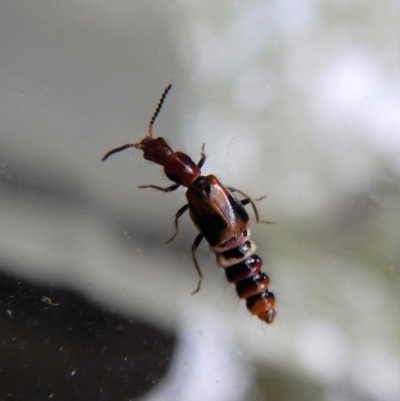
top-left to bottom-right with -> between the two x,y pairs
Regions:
102,85 -> 276,324
187,175 -> 249,246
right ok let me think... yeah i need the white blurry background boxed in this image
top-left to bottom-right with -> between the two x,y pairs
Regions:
0,1 -> 399,401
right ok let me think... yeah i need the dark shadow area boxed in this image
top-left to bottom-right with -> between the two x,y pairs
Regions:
0,270 -> 176,400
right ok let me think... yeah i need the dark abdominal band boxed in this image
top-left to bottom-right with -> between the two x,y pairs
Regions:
216,239 -> 276,324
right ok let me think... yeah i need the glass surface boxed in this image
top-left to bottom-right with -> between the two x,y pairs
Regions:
1,1 -> 399,400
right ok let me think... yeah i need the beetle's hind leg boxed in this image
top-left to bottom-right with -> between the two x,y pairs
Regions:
228,187 -> 275,225
190,233 -> 204,295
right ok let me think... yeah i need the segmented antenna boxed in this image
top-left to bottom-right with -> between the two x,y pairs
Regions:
147,84 -> 172,138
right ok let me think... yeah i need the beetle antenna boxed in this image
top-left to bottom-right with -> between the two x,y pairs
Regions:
147,84 -> 172,138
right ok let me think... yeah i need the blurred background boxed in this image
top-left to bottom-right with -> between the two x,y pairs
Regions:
0,1 -> 399,400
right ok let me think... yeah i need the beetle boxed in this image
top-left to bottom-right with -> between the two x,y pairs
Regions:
102,85 -> 276,323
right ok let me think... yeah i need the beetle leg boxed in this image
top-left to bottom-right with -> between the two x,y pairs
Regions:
191,233 -> 204,295
165,204 -> 190,244
228,187 -> 274,225
197,143 -> 206,168
138,183 -> 180,192
228,187 -> 263,222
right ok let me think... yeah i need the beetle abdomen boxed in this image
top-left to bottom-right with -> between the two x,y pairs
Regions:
211,230 -> 276,324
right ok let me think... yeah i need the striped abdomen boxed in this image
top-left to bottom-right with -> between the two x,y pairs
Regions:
211,230 -> 276,324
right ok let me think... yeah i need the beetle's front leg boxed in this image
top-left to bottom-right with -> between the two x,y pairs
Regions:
138,183 -> 180,192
